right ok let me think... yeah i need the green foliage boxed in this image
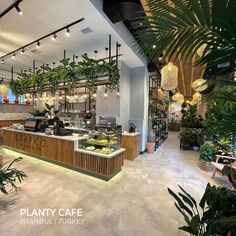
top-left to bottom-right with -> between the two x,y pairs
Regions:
43,103 -> 55,116
0,157 -> 27,194
30,109 -> 45,117
200,141 -> 216,162
168,184 -> 236,236
180,128 -> 203,147
133,0 -> 236,67
181,104 -> 203,129
10,55 -> 120,95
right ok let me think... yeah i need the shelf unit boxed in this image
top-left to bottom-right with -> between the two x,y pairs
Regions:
149,75 -> 168,149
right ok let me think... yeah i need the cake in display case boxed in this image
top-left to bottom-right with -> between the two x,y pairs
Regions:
78,125 -> 122,155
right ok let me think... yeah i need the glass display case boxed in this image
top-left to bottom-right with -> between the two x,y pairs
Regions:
78,125 -> 122,155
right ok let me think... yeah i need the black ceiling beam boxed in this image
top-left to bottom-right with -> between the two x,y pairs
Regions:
0,17 -> 85,60
0,0 -> 23,19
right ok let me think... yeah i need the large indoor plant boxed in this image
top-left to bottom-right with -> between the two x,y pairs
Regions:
147,130 -> 156,153
168,184 -> 236,236
199,141 -> 216,172
0,157 -> 27,194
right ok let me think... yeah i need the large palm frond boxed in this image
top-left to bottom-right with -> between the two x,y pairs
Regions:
133,0 -> 236,66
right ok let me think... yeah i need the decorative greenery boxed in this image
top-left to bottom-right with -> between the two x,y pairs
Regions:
133,0 -> 236,67
180,128 -> 203,148
43,103 -> 55,116
10,54 -> 120,96
168,184 -> 236,236
0,157 -> 27,194
200,141 -> 216,162
181,103 -> 203,129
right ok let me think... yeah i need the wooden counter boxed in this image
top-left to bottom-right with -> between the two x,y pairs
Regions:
2,128 -> 124,180
2,129 -> 76,166
122,133 -> 140,161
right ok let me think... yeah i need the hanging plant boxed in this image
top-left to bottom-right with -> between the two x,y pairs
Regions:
31,69 -> 46,95
9,79 -> 20,98
17,72 -> 31,95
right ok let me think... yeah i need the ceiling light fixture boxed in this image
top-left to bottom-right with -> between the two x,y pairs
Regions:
36,41 -> 40,48
20,49 -> 25,54
15,4 -> 23,15
1,59 -> 4,64
51,33 -> 57,41
12,54 -> 16,59
0,17 -> 84,62
65,28 -> 70,37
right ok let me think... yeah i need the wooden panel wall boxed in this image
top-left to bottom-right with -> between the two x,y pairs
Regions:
74,151 -> 124,177
2,130 -> 74,166
0,120 -> 26,128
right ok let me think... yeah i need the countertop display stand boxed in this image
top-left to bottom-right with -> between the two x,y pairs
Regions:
149,75 -> 168,150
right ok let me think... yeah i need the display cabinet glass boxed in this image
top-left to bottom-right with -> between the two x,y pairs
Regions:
78,125 -> 122,155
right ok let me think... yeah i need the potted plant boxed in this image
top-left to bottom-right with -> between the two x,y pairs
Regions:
3,97 -> 9,103
147,130 -> 156,153
14,99 -> 19,104
179,128 -> 193,150
192,129 -> 204,151
168,184 -> 236,236
199,141 -> 216,171
0,157 -> 27,194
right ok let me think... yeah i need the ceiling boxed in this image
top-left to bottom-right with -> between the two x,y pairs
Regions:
0,0 -> 144,80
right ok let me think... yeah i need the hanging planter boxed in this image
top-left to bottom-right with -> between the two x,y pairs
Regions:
161,62 -> 178,91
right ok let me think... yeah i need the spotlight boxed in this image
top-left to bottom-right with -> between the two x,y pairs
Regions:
104,89 -> 108,98
51,33 -> 57,41
65,28 -> 70,37
153,45 -> 156,49
20,49 -> 25,54
12,54 -> 16,59
1,59 -> 4,64
15,5 -> 23,15
36,41 -> 40,48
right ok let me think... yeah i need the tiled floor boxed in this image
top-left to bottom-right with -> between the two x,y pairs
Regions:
0,132 -> 229,236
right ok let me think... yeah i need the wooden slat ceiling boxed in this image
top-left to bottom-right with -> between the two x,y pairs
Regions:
140,0 -> 206,97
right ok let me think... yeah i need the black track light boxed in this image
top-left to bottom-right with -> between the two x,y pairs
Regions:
12,54 -> 16,59
0,59 -> 4,64
15,5 -> 23,15
36,41 -> 40,48
20,48 -> 25,54
51,33 -> 57,41
65,28 -> 70,37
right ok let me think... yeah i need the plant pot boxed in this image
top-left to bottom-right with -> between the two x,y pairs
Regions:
3,98 -> 9,103
147,142 -> 155,154
193,146 -> 199,151
14,99 -> 19,104
200,160 -> 214,172
182,144 -> 191,150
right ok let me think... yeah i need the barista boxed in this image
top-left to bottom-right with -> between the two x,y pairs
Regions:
53,110 -> 61,122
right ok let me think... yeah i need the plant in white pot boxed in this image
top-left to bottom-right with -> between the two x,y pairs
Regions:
147,130 -> 156,154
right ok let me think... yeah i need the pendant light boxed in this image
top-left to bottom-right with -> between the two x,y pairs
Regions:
172,92 -> 184,102
192,79 -> 208,92
161,62 -> 178,90
192,92 -> 202,103
0,84 -> 8,98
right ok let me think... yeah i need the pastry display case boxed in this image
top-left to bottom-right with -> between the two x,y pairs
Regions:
78,125 -> 122,155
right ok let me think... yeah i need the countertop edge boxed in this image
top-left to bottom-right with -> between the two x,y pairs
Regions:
74,148 -> 125,159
